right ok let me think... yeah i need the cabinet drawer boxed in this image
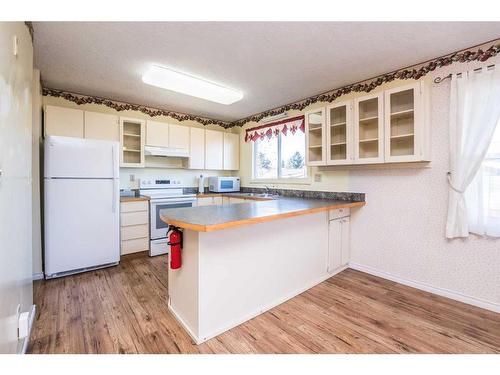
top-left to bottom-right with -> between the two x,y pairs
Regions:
121,201 -> 148,213
121,224 -> 149,241
121,237 -> 149,255
213,197 -> 223,205
121,211 -> 149,226
329,208 -> 350,220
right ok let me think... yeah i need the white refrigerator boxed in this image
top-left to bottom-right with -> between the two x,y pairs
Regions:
44,135 -> 120,278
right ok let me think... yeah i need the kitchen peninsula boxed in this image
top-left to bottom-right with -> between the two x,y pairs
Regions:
161,195 -> 365,343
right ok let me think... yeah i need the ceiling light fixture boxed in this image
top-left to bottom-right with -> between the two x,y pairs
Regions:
142,65 -> 243,105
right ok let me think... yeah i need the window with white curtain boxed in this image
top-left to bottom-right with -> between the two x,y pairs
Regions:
466,119 -> 500,237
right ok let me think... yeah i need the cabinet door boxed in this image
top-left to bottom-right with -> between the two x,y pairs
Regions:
205,130 -> 224,170
84,111 -> 119,141
197,197 -> 213,206
120,117 -> 145,168
305,107 -> 326,166
169,124 -> 190,149
326,101 -> 353,165
223,132 -> 240,170
45,105 -> 84,138
384,82 -> 423,163
189,127 -> 205,169
328,219 -> 343,272
228,197 -> 246,204
146,121 -> 169,147
340,217 -> 350,266
354,92 -> 384,164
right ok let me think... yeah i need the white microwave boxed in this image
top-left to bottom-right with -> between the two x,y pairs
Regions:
208,177 -> 240,192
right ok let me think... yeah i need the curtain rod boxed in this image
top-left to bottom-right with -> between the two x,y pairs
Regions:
434,64 -> 496,83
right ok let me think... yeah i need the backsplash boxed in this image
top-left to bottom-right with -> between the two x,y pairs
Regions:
181,186 -> 365,202
240,187 -> 365,202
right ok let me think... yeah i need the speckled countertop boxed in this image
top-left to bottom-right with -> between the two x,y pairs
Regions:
160,197 -> 365,232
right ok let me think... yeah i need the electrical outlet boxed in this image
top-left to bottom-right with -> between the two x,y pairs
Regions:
129,174 -> 135,182
314,173 -> 322,182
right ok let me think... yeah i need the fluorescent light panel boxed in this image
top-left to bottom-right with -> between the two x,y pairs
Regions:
142,65 -> 243,105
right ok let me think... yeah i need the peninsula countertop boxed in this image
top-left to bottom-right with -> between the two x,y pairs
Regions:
160,197 -> 365,232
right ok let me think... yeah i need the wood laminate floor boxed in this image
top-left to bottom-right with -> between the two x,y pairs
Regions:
28,254 -> 500,354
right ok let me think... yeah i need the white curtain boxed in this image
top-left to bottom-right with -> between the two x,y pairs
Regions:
465,124 -> 500,237
446,66 -> 500,239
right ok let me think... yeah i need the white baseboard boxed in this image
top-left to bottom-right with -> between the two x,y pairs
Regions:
32,273 -> 44,281
20,304 -> 36,354
349,262 -> 500,314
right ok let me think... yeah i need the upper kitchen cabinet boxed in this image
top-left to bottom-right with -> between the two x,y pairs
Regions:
305,107 -> 327,166
326,100 -> 353,165
188,127 -> 205,169
120,117 -> 145,168
44,105 -> 84,138
205,129 -> 224,170
354,92 -> 384,164
146,120 -> 169,147
169,124 -> 190,150
223,132 -> 240,170
84,111 -> 119,141
384,82 -> 427,162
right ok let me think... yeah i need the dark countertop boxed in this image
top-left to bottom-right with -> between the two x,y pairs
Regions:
160,197 -> 365,232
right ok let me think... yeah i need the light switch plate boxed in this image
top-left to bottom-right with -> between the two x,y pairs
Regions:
13,35 -> 18,57
18,312 -> 29,339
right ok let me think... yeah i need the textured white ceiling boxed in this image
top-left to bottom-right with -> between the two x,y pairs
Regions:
33,22 -> 500,122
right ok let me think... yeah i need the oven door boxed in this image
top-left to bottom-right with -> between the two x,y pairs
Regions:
150,198 -> 196,240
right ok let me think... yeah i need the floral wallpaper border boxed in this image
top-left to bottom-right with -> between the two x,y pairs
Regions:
231,41 -> 500,127
42,40 -> 500,129
42,87 -> 232,128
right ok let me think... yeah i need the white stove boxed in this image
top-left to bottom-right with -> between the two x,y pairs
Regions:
139,179 -> 196,256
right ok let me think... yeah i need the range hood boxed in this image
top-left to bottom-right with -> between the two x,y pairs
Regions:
144,146 -> 190,158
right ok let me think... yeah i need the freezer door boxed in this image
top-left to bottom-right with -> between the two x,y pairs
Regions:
44,178 -> 120,276
44,135 -> 119,178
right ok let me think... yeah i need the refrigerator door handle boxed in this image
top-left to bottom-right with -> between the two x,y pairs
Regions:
112,144 -> 118,213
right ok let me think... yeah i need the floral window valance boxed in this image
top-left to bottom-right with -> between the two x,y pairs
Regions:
244,115 -> 305,142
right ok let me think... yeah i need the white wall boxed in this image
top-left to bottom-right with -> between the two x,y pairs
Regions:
349,56 -> 500,311
237,57 -> 500,311
32,69 -> 43,278
0,22 -> 34,353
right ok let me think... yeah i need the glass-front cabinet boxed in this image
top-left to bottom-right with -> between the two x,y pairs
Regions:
305,107 -> 326,166
304,82 -> 428,167
384,82 -> 424,162
120,117 -> 145,168
354,92 -> 384,164
326,100 -> 353,165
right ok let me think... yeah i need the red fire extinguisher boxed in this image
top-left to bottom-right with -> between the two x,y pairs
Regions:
167,226 -> 183,269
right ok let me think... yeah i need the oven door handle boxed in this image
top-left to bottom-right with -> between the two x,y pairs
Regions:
150,198 -> 197,204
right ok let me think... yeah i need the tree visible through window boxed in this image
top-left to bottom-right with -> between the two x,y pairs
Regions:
254,130 -> 307,180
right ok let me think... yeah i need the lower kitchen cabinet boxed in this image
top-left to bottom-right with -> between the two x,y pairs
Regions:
197,196 -> 223,206
328,209 -> 350,272
120,200 -> 150,255
228,197 -> 246,204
